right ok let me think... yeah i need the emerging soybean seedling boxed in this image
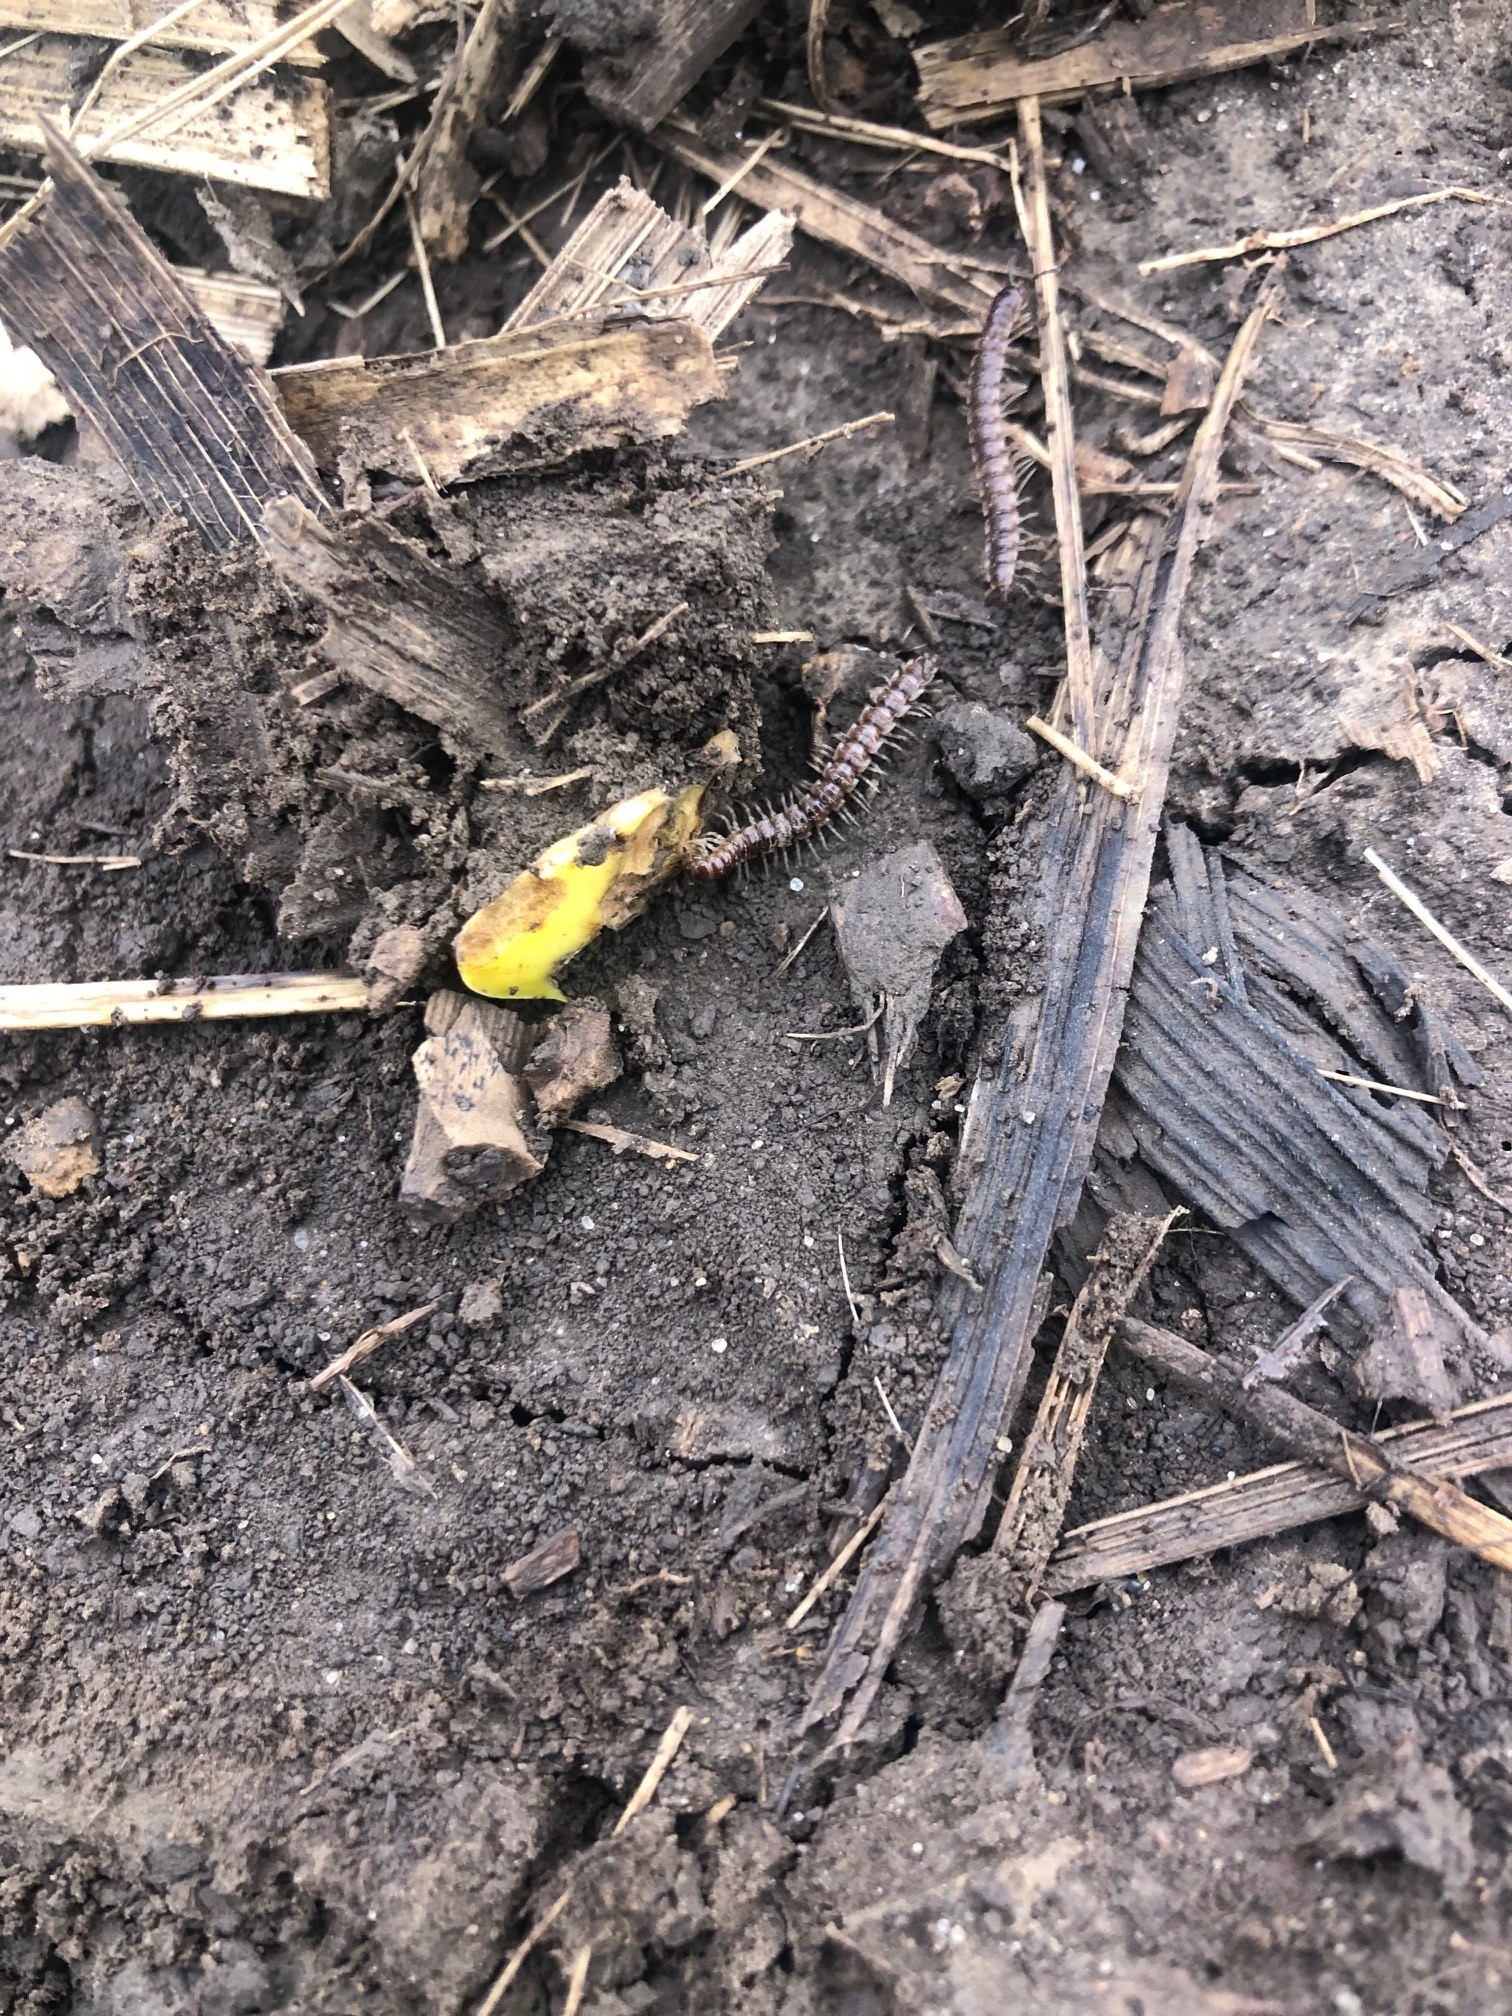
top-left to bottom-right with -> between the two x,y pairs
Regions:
455,735 -> 737,1002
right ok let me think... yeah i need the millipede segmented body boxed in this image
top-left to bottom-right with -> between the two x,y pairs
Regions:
684,653 -> 938,882
968,281 -> 1027,601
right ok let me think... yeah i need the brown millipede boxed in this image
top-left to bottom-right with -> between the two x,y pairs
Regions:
684,653 -> 938,881
968,280 -> 1028,600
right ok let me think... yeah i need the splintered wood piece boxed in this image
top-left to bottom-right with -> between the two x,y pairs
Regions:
415,0 -> 514,262
1160,342 -> 1216,416
994,1214 -> 1175,1586
913,0 -> 1383,129
0,38 -> 331,197
1357,1285 -> 1457,1419
579,0 -> 762,132
940,1211 -> 1175,1685
0,2 -> 327,65
0,973 -> 366,1030
1243,410 -> 1466,520
0,126 -> 324,550
504,177 -> 793,340
802,260 -> 1286,1751
1118,1320 -> 1512,1572
981,1598 -> 1065,1781
275,319 -> 724,485
401,989 -> 545,1225
656,121 -> 996,322
504,1526 -> 581,1597
259,497 -> 516,753
1049,1389 -> 1512,1591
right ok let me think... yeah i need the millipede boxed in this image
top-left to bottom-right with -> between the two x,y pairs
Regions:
968,280 -> 1028,601
684,653 -> 939,881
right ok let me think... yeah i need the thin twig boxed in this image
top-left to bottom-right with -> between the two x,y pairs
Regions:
772,906 -> 829,979
1316,1067 -> 1444,1105
309,1301 -> 440,1393
338,1376 -> 436,1497
873,1375 -> 912,1452
756,98 -> 1016,175
8,849 -> 139,870
405,192 -> 447,349
806,0 -> 838,113
475,1706 -> 692,2016
1018,98 -> 1095,747
479,766 -> 594,795
1025,715 -> 1136,800
68,0 -> 206,135
750,630 -> 815,645
721,411 -> 894,478
1244,1275 -> 1354,1388
558,1947 -> 592,2016
521,602 -> 690,724
787,1490 -> 891,1629
836,1228 -> 860,1328
560,1119 -> 697,1165
475,1891 -> 570,2016
1444,620 -> 1511,670
1452,1145 -> 1512,1214
700,128 -> 788,217
480,139 -> 617,255
502,35 -> 561,122
613,1705 -> 695,1834
1364,847 -> 1512,1021
1140,186 -> 1502,275
785,1002 -> 885,1042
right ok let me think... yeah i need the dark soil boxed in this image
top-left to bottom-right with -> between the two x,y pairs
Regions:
5,5 -> 1512,2013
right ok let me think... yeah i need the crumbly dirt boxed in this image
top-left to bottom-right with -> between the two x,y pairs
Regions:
5,4 -> 1512,2014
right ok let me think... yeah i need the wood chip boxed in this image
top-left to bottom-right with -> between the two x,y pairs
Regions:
504,1526 -> 581,1598
400,990 -> 545,1226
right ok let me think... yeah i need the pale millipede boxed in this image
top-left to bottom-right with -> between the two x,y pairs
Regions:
968,280 -> 1027,601
684,653 -> 939,881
